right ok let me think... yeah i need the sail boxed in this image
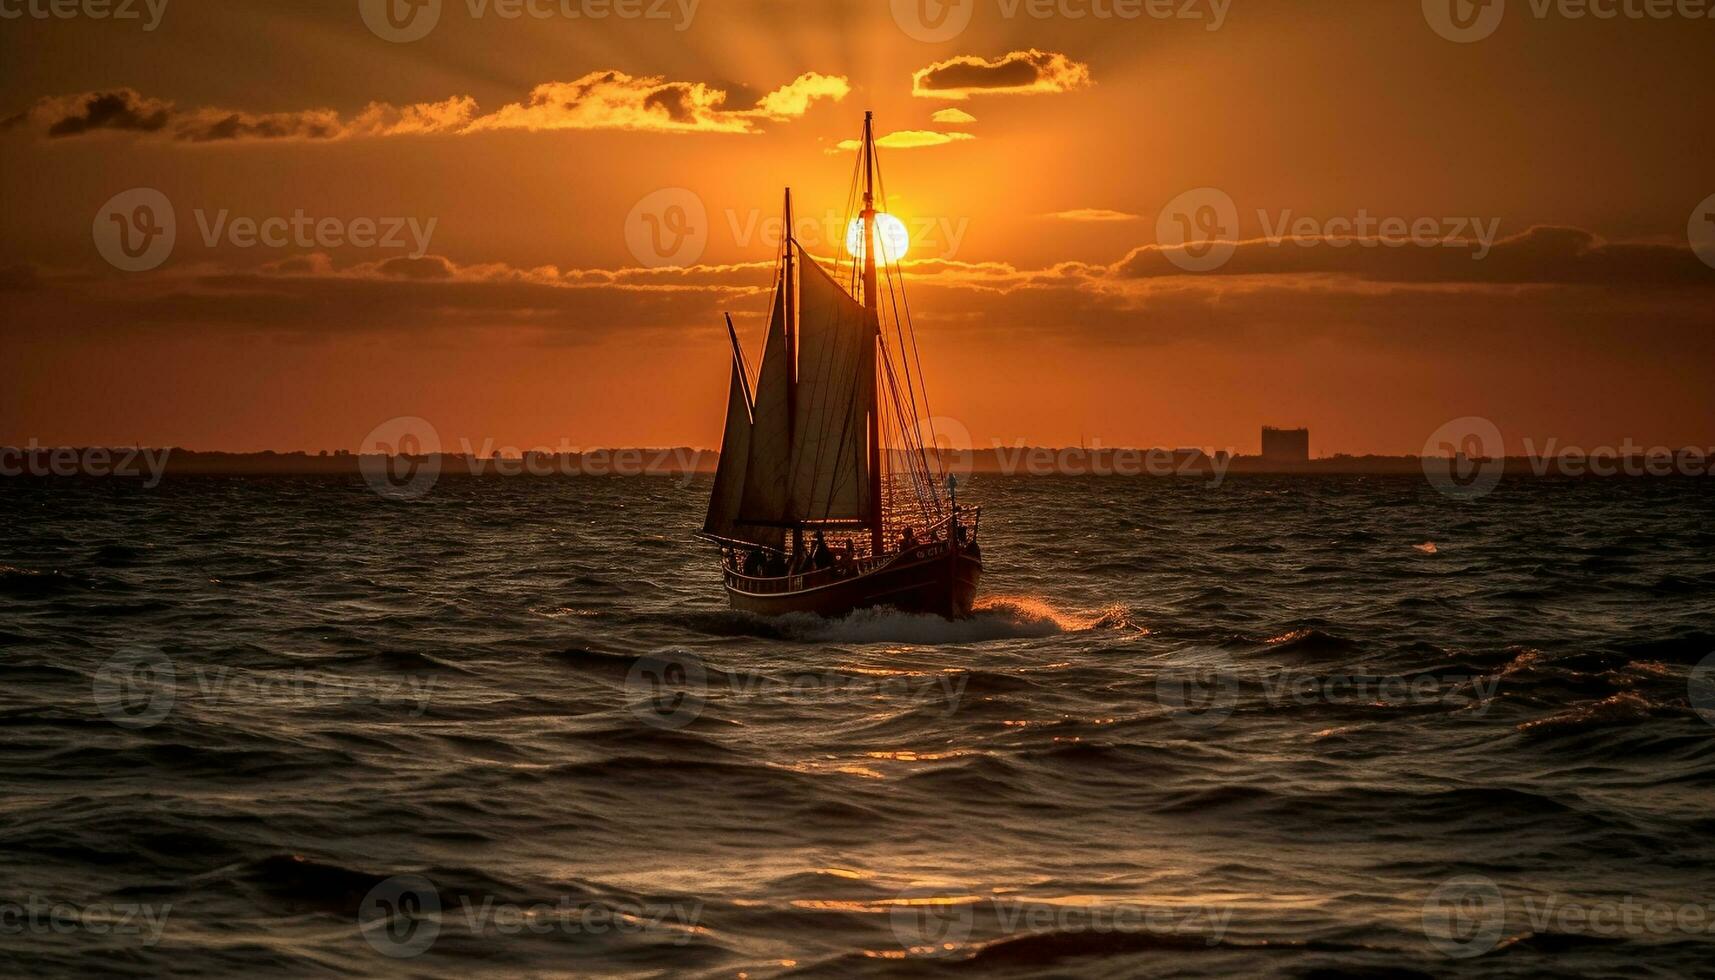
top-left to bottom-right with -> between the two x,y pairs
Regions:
787,244 -> 873,523
737,275 -> 793,528
702,356 -> 753,540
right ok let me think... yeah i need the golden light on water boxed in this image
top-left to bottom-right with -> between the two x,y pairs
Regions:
845,213 -> 909,262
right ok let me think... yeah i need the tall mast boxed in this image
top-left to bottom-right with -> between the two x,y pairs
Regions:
784,187 -> 801,557
861,112 -> 884,554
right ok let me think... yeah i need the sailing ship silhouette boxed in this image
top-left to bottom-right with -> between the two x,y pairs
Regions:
701,112 -> 983,619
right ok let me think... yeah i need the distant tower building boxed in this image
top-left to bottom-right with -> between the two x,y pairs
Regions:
1261,426 -> 1310,462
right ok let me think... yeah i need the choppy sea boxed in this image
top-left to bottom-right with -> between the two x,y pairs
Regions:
3,474 -> 1713,977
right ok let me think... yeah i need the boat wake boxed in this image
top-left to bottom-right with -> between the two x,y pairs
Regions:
781,595 -> 1136,645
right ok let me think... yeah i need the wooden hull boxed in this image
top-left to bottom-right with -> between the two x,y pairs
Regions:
724,541 -> 982,619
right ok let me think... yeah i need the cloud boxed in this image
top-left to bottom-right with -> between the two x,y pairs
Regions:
466,70 -> 848,135
1048,209 -> 1139,222
3,71 -> 848,143
8,226 -> 1708,350
830,130 -> 976,152
2,89 -> 173,137
912,50 -> 1092,100
930,108 -> 977,125
1114,225 -> 1715,286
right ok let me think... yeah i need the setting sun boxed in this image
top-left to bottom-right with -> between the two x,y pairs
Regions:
845,212 -> 909,262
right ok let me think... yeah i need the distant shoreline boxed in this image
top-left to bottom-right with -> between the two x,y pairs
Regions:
3,446 -> 1710,479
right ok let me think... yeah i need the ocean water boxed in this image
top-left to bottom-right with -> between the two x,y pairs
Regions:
2,474 -> 1713,978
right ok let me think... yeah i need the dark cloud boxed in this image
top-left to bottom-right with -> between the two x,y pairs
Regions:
4,71 -> 847,144
4,89 -> 174,138
4,228 -> 1708,352
1115,225 -> 1715,287
912,50 -> 1092,100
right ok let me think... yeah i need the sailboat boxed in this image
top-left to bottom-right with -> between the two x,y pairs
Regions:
700,111 -> 983,619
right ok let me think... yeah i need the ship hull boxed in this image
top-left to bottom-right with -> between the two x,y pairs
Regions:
724,541 -> 982,620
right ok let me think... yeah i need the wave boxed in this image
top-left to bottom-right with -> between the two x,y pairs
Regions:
796,597 -> 1135,645
680,596 -> 1133,645
0,564 -> 92,598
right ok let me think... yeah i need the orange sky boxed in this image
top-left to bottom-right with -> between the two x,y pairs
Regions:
2,1 -> 1712,455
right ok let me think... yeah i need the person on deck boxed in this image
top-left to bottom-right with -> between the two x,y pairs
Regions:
810,532 -> 832,570
900,526 -> 917,551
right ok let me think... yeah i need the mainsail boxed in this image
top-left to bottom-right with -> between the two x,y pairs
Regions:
787,244 -> 873,523
718,241 -> 877,543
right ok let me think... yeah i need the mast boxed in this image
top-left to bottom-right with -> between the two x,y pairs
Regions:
784,188 -> 802,559
861,112 -> 884,554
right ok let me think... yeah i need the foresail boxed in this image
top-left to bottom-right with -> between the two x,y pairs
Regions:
737,276 -> 793,528
702,358 -> 752,540
787,245 -> 873,524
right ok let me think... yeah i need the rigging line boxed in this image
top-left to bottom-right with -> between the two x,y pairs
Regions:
872,164 -> 945,502
879,260 -> 928,466
839,142 -> 863,295
875,326 -> 930,506
880,258 -> 942,508
874,263 -> 937,513
875,333 -> 935,521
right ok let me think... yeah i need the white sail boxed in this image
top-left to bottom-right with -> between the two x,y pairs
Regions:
787,244 -> 873,523
737,276 -> 793,528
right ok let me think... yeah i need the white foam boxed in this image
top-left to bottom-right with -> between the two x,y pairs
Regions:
785,597 -> 1129,645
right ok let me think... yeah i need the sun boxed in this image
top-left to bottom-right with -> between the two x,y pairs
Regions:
845,213 -> 910,263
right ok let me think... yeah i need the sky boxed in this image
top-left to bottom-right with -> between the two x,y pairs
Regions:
2,0 -> 1712,455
